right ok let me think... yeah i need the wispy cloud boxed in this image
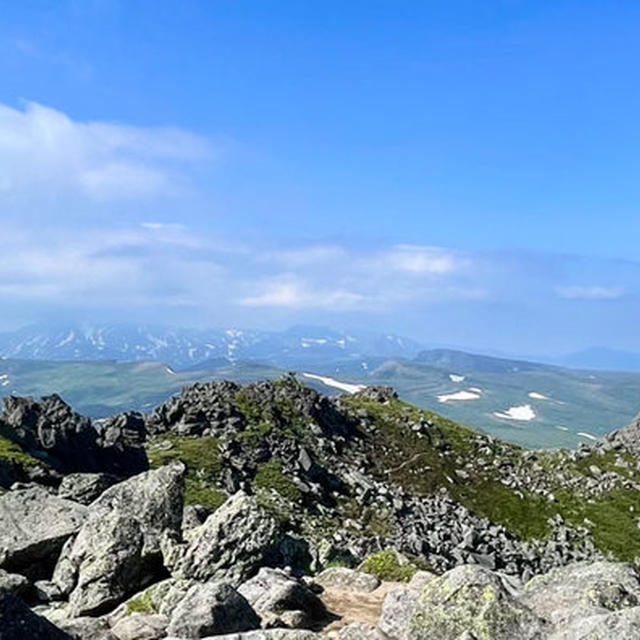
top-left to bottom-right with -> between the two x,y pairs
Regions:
0,101 -> 211,202
555,285 -> 624,300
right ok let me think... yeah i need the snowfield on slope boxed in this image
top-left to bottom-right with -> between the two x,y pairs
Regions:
301,373 -> 366,394
494,404 -> 536,421
438,390 -> 482,403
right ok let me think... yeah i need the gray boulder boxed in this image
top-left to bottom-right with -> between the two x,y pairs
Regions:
336,623 -> 386,639
166,581 -> 260,638
111,612 -> 169,640
180,632 -> 320,640
379,585 -> 419,639
238,567 -> 325,624
57,616 -> 112,639
53,463 -> 185,616
0,589 -> 71,639
548,606 -> 640,639
312,567 -> 380,593
0,568 -> 30,595
177,491 -> 282,585
58,473 -> 120,505
408,565 -> 547,640
522,561 -> 640,628
0,485 -> 87,576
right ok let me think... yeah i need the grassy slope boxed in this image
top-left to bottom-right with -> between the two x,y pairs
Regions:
344,396 -> 640,562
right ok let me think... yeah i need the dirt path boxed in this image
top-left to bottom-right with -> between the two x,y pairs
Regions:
317,582 -> 400,633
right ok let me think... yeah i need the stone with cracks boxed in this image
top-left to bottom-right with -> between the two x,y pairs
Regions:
0,485 -> 87,576
53,463 -> 185,616
177,491 -> 282,586
166,581 -> 260,638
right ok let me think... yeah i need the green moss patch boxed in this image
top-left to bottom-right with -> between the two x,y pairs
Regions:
147,434 -> 225,510
361,549 -> 417,582
254,459 -> 301,502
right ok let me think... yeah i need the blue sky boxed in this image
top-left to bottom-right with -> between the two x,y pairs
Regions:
1,0 -> 639,355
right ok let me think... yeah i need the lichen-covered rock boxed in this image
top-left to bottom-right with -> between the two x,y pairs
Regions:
111,612 -> 169,640
166,581 -> 260,638
0,589 -> 71,639
522,561 -> 640,628
238,567 -> 325,624
0,485 -> 87,576
176,491 -> 282,585
408,565 -> 547,640
312,567 -> 380,593
53,463 -> 185,616
58,473 -> 120,505
336,623 -> 387,639
407,570 -> 436,591
548,606 -> 640,639
379,585 -> 419,639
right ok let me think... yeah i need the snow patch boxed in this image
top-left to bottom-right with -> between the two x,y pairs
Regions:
468,387 -> 483,394
556,426 -> 569,432
494,404 -> 536,421
449,374 -> 465,383
301,373 -> 365,394
438,390 -> 481,403
528,392 -> 549,400
578,432 -> 598,441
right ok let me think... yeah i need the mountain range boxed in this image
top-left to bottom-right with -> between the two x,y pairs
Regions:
2,323 -> 640,450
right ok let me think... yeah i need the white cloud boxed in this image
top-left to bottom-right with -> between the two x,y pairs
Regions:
555,285 -> 624,300
383,245 -> 465,275
238,276 -> 367,310
0,101 -> 211,201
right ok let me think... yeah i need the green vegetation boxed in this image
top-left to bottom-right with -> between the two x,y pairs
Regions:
126,589 -> 156,615
0,434 -> 39,467
254,459 -> 301,502
147,434 -> 226,510
361,549 -> 417,582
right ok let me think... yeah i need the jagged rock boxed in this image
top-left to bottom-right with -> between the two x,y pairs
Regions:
53,463 -> 185,616
0,485 -> 87,576
312,567 -> 380,593
522,561 -> 640,627
58,473 -> 120,505
379,585 -> 420,639
0,589 -> 71,639
166,581 -> 260,638
1,395 -> 148,476
0,568 -> 30,595
181,504 -> 211,537
176,491 -> 282,585
57,616 -> 112,640
548,606 -> 640,639
336,623 -> 387,639
238,567 -> 325,625
111,612 -> 169,640
408,565 -> 548,640
34,579 -> 65,602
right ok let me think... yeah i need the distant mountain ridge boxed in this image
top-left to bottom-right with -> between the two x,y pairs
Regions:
0,323 -> 423,369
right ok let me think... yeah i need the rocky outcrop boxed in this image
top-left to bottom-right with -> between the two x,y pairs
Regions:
1,395 -> 148,477
176,492 -> 283,585
166,581 -> 260,638
0,485 -> 87,577
53,463 -> 185,616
